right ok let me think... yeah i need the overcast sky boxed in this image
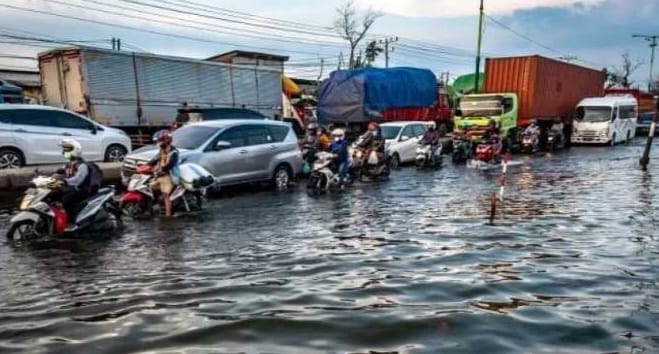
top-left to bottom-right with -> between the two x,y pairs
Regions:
0,0 -> 656,86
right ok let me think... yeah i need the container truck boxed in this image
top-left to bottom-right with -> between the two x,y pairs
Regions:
316,67 -> 450,136
38,47 -> 283,135
453,55 -> 606,150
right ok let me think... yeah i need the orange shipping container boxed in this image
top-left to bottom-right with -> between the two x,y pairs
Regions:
484,55 -> 606,127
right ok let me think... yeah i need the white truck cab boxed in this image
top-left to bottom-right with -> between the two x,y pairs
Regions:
572,96 -> 637,146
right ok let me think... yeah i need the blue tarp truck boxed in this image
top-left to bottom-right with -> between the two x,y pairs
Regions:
316,67 -> 439,130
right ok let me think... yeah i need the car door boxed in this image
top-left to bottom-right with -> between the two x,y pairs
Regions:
199,126 -> 250,185
51,111 -> 103,161
9,109 -> 63,164
0,110 -> 16,149
242,124 -> 275,180
399,125 -> 417,162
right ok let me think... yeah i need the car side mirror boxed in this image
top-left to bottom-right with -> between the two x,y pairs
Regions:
215,140 -> 232,150
400,135 -> 410,142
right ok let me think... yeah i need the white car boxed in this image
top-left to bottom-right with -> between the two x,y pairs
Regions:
381,121 -> 429,168
0,104 -> 132,169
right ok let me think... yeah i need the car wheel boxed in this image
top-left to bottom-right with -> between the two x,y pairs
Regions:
105,145 -> 128,162
391,153 -> 401,170
0,148 -> 25,169
272,164 -> 292,191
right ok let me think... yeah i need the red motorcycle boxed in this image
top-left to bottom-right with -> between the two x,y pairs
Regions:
475,138 -> 502,164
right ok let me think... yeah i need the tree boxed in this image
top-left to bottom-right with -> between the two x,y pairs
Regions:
364,40 -> 383,66
334,0 -> 382,69
606,52 -> 644,89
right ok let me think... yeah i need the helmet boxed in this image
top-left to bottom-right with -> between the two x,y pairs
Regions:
155,130 -> 173,145
60,138 -> 82,159
331,128 -> 345,139
368,121 -> 378,129
428,122 -> 437,130
307,123 -> 318,131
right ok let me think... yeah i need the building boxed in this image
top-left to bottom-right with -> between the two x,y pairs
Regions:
206,50 -> 289,72
0,68 -> 41,102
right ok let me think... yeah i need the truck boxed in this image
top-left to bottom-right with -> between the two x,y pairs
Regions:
453,55 -> 606,149
316,67 -> 450,135
38,47 -> 283,135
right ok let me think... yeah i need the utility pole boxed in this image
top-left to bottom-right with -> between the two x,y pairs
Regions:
317,58 -> 325,82
474,0 -> 485,93
117,38 -> 121,51
338,52 -> 344,70
111,37 -> 116,51
380,36 -> 398,68
633,34 -> 658,92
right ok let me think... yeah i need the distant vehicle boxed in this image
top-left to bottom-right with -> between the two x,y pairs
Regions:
605,89 -> 654,135
0,104 -> 132,169
572,96 -> 637,145
637,112 -> 655,135
453,55 -> 605,151
122,120 -> 302,190
0,81 -> 24,104
381,121 -> 427,168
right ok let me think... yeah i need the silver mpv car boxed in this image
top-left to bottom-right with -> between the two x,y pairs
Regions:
122,120 -> 303,189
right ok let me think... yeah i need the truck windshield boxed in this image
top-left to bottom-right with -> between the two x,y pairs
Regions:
172,125 -> 221,150
577,106 -> 611,123
381,126 -> 401,140
459,96 -> 503,118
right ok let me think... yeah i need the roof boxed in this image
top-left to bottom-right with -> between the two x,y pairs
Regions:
206,50 -> 289,62
0,103 -> 64,111
193,118 -> 286,128
0,69 -> 40,88
578,96 -> 637,106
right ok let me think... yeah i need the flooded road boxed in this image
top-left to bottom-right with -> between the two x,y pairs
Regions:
0,140 -> 657,353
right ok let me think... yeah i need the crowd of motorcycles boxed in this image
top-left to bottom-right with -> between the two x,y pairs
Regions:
5,124 -> 562,242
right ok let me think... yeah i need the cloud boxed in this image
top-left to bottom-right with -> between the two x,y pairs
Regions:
353,0 -> 606,18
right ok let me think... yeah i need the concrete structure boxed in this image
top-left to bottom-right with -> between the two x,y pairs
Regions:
207,50 -> 289,73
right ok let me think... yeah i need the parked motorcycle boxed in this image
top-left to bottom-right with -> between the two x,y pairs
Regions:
119,163 -> 213,219
6,176 -> 122,240
307,152 -> 345,195
415,144 -> 443,169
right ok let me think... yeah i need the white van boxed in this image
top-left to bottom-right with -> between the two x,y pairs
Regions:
572,96 -> 638,145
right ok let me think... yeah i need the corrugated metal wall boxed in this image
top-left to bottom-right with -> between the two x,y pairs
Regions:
484,56 -> 605,127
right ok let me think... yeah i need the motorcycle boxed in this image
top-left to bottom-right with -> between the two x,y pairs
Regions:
6,176 -> 122,240
546,130 -> 564,152
300,145 -> 317,176
415,143 -> 443,169
521,132 -> 539,153
119,163 -> 213,219
475,138 -> 502,164
350,145 -> 390,181
307,152 -> 345,195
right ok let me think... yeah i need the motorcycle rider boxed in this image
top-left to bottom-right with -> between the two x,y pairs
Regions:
357,121 -> 386,171
421,122 -> 441,164
148,130 -> 180,218
328,128 -> 349,186
318,126 -> 331,151
57,138 -> 100,221
302,123 -> 320,163
524,119 -> 541,150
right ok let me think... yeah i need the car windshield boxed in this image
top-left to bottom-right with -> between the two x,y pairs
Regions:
381,126 -> 402,140
172,125 -> 221,150
459,96 -> 504,118
577,106 -> 612,123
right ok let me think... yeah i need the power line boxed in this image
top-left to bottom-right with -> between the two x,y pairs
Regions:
0,3 -> 332,56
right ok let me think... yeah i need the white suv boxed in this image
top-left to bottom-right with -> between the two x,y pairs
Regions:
0,104 -> 131,169
381,121 -> 428,168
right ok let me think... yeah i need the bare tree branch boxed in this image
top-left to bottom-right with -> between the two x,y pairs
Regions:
334,0 -> 382,69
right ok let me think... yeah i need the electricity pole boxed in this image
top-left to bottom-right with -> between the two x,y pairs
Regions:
317,58 -> 325,82
474,0 -> 484,93
380,37 -> 398,68
633,34 -> 658,92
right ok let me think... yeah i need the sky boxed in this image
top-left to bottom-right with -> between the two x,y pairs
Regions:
0,0 -> 657,87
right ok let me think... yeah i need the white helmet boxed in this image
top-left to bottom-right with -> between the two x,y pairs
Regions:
331,128 -> 345,139
60,138 -> 82,159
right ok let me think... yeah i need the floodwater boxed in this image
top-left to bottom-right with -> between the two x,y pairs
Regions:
0,140 -> 657,354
